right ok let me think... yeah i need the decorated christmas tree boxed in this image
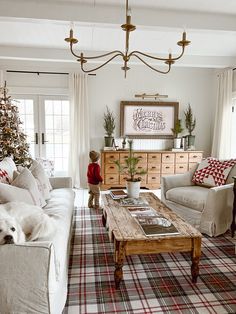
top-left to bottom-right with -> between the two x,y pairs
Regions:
0,81 -> 32,166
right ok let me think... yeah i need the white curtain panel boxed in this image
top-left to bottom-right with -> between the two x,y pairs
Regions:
211,68 -> 233,159
68,73 -> 90,188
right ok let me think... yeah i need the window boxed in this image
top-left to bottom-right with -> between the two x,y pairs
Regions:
13,95 -> 70,176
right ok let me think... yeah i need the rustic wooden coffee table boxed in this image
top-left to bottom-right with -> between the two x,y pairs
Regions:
102,192 -> 202,289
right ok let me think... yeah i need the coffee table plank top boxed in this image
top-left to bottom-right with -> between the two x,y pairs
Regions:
102,192 -> 202,241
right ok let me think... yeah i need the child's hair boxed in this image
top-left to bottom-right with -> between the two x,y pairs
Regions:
89,150 -> 100,162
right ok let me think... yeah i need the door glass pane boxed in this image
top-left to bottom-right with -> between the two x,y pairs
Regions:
44,99 -> 70,175
231,101 -> 236,157
13,98 -> 35,158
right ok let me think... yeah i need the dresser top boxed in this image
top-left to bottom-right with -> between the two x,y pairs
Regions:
101,149 -> 203,153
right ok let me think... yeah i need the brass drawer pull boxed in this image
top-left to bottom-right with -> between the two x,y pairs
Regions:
166,166 -> 170,169
110,166 -> 114,169
180,156 -> 184,158
151,166 -> 156,169
179,166 -> 183,169
110,177 -> 114,179
166,156 -> 170,158
152,156 -> 156,158
152,177 -> 156,179
193,155 -> 198,158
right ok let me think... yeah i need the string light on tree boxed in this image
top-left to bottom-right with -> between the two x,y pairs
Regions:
0,81 -> 32,166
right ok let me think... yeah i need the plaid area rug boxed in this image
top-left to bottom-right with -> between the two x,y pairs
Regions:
63,207 -> 236,314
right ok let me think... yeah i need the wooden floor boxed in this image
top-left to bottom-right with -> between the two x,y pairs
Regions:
74,188 -> 161,207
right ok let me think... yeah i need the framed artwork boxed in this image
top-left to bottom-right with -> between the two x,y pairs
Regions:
120,101 -> 179,139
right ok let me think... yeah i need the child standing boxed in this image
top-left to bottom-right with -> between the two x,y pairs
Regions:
87,150 -> 103,209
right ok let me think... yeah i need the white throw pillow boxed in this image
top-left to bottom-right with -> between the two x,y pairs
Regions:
0,157 -> 17,183
11,168 -> 46,207
30,160 -> 52,200
0,182 -> 34,204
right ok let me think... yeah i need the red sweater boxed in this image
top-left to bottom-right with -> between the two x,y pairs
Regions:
87,162 -> 103,185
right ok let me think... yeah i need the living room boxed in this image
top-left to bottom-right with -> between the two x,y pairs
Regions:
0,0 -> 236,313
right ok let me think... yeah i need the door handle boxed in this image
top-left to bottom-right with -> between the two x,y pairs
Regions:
31,133 -> 38,144
42,133 -> 49,144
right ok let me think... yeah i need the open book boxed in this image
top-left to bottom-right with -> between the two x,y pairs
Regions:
127,206 -> 180,236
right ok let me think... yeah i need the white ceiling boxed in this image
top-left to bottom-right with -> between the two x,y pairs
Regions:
0,0 -> 236,69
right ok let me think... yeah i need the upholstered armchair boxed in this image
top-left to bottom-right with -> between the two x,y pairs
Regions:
161,163 -> 236,237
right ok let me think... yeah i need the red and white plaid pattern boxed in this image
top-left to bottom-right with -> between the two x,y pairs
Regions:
192,158 -> 236,187
0,168 -> 10,184
63,207 -> 236,314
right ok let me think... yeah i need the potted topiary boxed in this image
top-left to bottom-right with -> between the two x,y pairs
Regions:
103,106 -> 115,147
114,140 -> 146,198
171,119 -> 184,149
184,104 -> 196,150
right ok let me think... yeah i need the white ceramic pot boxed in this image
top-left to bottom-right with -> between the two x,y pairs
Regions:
173,138 -> 182,149
126,180 -> 141,198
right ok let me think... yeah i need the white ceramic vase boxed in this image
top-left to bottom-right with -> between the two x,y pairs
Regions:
126,180 -> 141,198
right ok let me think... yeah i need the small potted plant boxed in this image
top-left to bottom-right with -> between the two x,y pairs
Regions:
114,140 -> 146,198
171,119 -> 184,149
103,106 -> 115,147
184,104 -> 196,150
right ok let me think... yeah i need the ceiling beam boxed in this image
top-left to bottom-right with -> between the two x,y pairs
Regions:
0,45 -> 235,69
1,0 -> 236,32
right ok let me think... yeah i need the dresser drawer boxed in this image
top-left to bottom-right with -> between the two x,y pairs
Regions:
175,153 -> 189,163
189,152 -> 202,163
105,153 -> 119,164
162,153 -> 175,163
161,164 -> 175,174
147,174 -> 160,184
119,152 -> 130,164
133,153 -> 147,163
105,164 -> 118,174
148,153 -> 161,163
104,174 -> 119,185
148,164 -> 161,173
175,163 -> 188,174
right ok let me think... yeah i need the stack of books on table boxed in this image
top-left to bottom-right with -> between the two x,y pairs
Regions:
110,190 -> 127,200
120,197 -> 149,207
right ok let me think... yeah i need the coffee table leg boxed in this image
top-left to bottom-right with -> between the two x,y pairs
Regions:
114,240 -> 126,289
191,237 -> 201,283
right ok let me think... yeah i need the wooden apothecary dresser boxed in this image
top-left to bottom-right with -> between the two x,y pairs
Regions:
100,150 -> 203,190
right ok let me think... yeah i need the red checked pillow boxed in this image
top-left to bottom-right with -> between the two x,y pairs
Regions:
192,158 -> 236,187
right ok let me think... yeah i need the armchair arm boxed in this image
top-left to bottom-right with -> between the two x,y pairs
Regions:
161,166 -> 197,200
200,183 -> 234,236
0,242 -> 57,313
49,176 -> 72,189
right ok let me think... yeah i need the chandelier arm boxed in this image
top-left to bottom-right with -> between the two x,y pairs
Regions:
132,54 -> 171,74
70,44 -> 124,60
80,52 -> 124,73
128,45 -> 185,61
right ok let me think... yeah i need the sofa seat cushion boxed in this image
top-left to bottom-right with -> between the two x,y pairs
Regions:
41,188 -> 75,281
166,186 -> 209,212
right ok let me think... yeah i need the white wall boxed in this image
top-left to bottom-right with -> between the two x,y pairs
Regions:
2,63 -> 217,157
88,64 -> 217,156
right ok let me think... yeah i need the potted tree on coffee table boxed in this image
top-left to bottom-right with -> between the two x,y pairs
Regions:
114,140 -> 146,198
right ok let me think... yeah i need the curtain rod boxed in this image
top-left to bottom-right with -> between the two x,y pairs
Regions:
6,70 -> 96,76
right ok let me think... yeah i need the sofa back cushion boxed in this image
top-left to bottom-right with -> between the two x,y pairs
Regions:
30,160 -> 52,200
226,164 -> 236,184
0,157 -> 17,184
11,168 -> 46,207
0,183 -> 34,204
192,158 -> 236,187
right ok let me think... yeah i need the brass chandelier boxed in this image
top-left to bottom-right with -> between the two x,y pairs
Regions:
65,0 -> 190,77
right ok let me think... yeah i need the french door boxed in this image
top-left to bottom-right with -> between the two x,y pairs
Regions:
13,94 -> 70,175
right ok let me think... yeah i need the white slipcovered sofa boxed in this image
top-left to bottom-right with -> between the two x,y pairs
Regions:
161,163 -> 236,237
0,158 -> 75,313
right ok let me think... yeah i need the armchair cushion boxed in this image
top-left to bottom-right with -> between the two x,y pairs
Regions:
192,158 -> 236,187
166,186 -> 209,212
